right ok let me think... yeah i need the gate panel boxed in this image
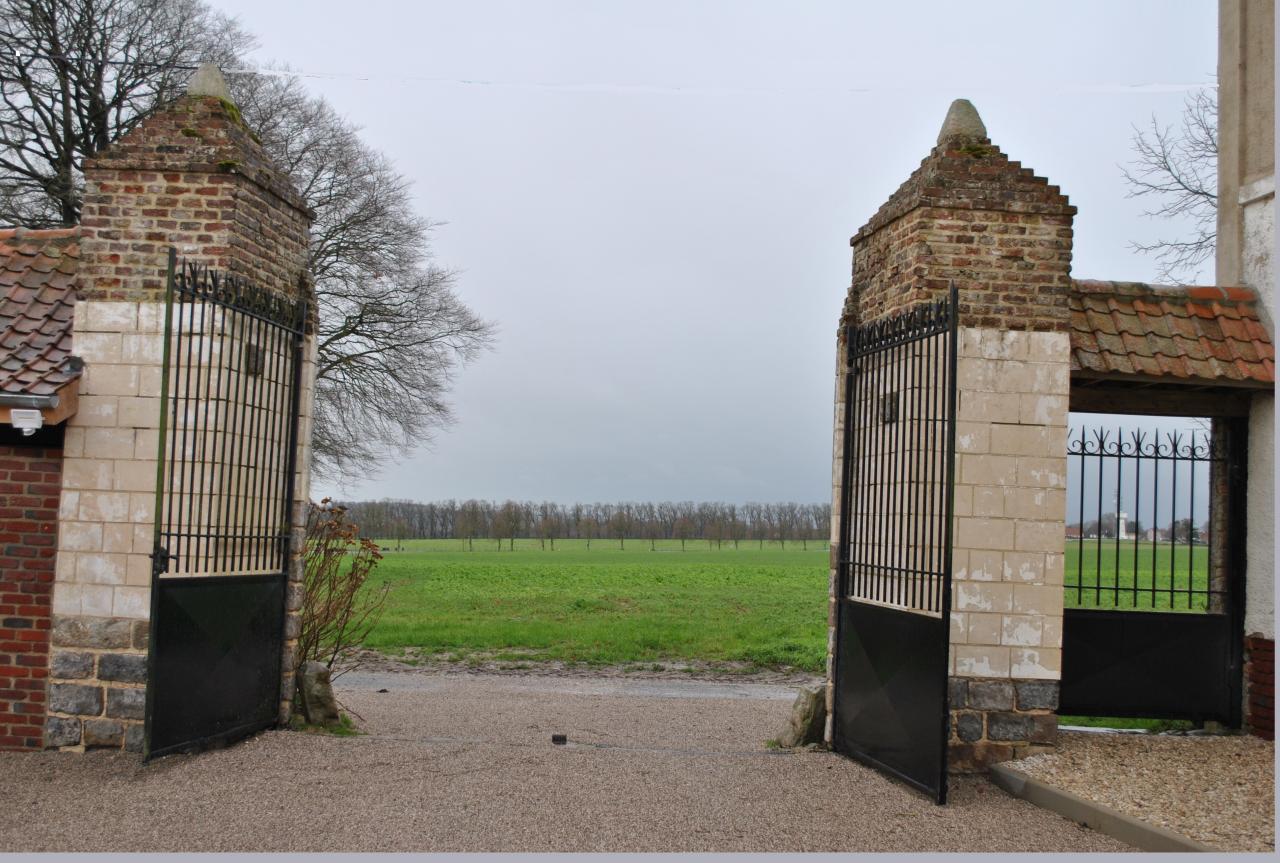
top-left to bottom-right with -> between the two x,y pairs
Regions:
1059,418 -> 1245,724
145,251 -> 307,758
833,287 -> 957,804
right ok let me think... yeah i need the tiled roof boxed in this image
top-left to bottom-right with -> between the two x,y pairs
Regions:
0,227 -> 82,398
1070,280 -> 1274,386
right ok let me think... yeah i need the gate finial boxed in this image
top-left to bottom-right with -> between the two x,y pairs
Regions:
186,63 -> 232,102
936,99 -> 987,145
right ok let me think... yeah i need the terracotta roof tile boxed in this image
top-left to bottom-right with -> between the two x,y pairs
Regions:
1069,279 -> 1274,387
0,227 -> 83,398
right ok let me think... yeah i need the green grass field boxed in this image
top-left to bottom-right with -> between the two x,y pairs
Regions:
363,538 -> 830,672
1064,539 -> 1212,611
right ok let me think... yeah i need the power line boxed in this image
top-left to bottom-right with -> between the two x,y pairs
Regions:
1,47 -> 1217,96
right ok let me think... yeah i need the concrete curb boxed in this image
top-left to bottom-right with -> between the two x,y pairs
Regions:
989,763 -> 1215,853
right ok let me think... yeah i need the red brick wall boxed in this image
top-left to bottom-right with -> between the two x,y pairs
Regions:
1245,635 -> 1274,739
79,93 -> 312,302
845,138 -> 1075,333
0,433 -> 62,750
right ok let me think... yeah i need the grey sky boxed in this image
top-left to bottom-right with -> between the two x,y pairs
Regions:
213,0 -> 1218,504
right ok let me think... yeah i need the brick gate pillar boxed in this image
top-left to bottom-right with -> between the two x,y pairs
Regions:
46,66 -> 315,751
827,100 -> 1075,771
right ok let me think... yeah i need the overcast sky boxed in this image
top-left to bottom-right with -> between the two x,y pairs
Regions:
212,0 -> 1217,505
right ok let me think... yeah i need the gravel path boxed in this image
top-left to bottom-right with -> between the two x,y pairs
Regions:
0,673 -> 1128,852
1015,731 -> 1274,852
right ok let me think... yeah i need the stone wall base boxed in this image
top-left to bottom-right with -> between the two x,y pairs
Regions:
1245,635 -> 1274,739
948,677 -> 1058,772
45,614 -> 148,751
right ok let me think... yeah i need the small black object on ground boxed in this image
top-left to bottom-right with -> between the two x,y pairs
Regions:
551,733 -> 567,745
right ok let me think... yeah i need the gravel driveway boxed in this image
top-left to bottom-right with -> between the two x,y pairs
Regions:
0,671 -> 1128,852
1015,730 -> 1274,852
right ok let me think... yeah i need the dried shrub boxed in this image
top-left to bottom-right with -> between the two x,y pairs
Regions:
298,498 -> 390,676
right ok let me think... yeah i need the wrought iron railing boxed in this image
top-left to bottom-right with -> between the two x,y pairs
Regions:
1066,424 -> 1225,612
839,290 -> 958,615
152,251 -> 308,578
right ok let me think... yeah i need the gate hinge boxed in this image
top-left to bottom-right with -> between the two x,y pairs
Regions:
150,545 -> 175,577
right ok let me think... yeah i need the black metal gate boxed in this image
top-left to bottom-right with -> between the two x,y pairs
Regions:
144,250 -> 308,759
1060,419 -> 1245,724
833,287 -> 958,804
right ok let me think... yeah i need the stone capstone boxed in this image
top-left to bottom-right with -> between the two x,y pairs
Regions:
186,63 -> 233,101
296,660 -> 341,726
936,98 -> 987,145
777,684 -> 826,748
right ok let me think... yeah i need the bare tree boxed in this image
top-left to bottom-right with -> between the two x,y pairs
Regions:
0,0 -> 252,225
0,2 -> 494,479
1121,87 -> 1218,283
229,72 -> 494,478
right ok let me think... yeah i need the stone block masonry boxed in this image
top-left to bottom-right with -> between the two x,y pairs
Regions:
47,299 -> 164,751
0,435 -> 61,750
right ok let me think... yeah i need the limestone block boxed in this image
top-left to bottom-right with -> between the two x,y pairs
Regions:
62,459 -> 114,490
1015,457 -> 1067,489
84,301 -> 137,332
1012,583 -> 1062,615
81,585 -> 114,616
957,517 -> 1015,551
85,428 -> 136,459
75,332 -> 123,364
954,645 -> 1012,678
78,491 -> 131,522
102,523 -> 133,553
958,391 -> 1020,424
1014,520 -> 1065,553
1018,393 -> 1068,426
964,550 -> 1001,582
1010,647 -> 1061,679
74,396 -> 120,427
76,553 -> 126,585
112,586 -> 150,619
954,582 -> 1013,613
960,454 -> 1018,487
967,613 -> 1002,645
58,521 -> 103,552
1001,552 -> 1046,583
1001,614 -> 1043,646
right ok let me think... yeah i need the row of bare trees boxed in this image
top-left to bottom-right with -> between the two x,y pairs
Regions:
338,499 -> 833,550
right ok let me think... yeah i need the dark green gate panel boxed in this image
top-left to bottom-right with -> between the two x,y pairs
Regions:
145,574 -> 286,758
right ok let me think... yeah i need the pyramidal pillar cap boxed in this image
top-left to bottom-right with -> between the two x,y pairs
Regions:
936,99 -> 987,145
186,63 -> 233,102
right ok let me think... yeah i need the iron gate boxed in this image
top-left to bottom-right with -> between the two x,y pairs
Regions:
144,250 -> 308,759
1059,419 -> 1246,724
832,287 -> 958,804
